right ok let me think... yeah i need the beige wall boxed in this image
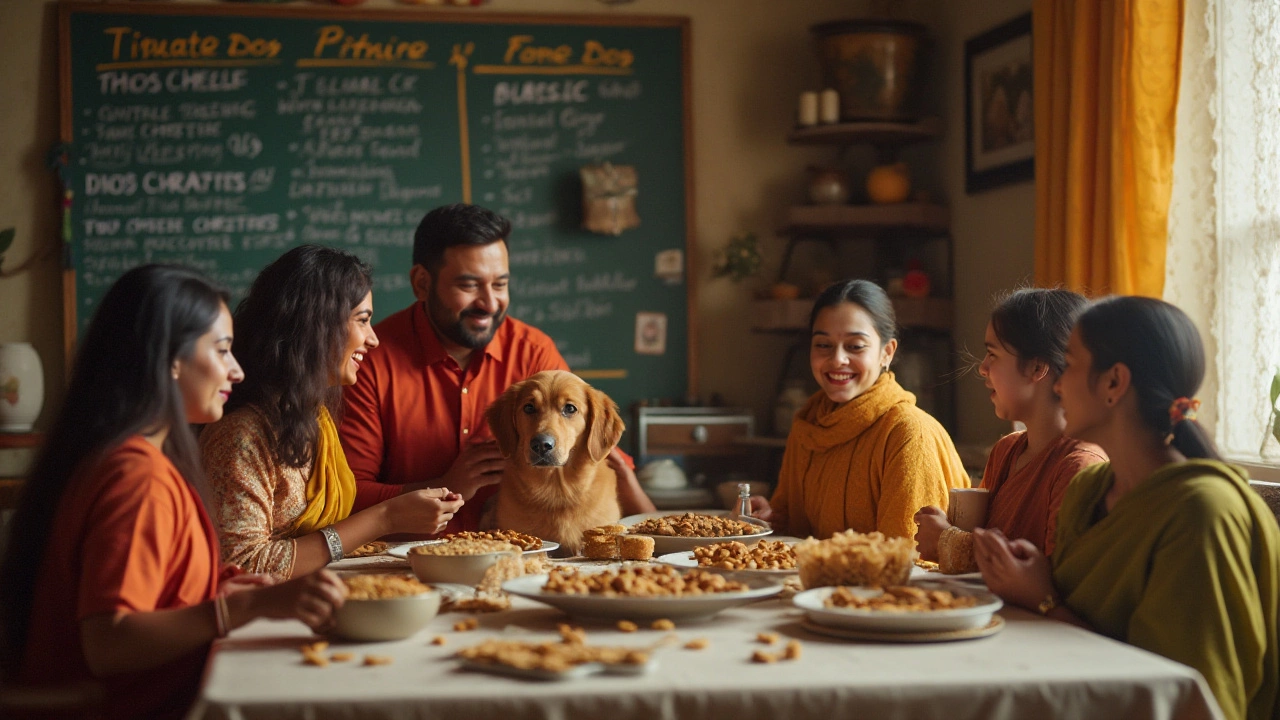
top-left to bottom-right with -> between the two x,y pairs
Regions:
0,0 -> 1030,450
938,0 -> 1035,446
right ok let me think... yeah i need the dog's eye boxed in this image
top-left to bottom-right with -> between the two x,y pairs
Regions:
562,403 -> 578,416
522,403 -> 536,414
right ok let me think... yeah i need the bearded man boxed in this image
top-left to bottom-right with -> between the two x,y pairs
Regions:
339,203 -> 651,534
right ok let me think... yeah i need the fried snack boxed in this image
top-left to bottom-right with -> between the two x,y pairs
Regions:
362,655 -> 393,666
523,555 -> 549,575
937,526 -> 979,574
411,539 -> 520,556
684,638 -> 709,650
585,524 -> 627,538
783,641 -> 802,660
329,652 -> 354,662
618,535 -> 655,561
301,651 -> 328,667
616,620 -> 638,633
343,574 -> 431,600
913,558 -> 941,572
793,530 -> 915,588
778,576 -> 805,600
824,585 -> 979,612
457,639 -> 650,673
476,553 -> 525,595
444,530 -> 543,551
347,541 -> 390,558
582,534 -> 620,560
558,623 -> 587,645
755,632 -> 780,645
542,565 -> 749,597
650,618 -> 675,631
693,540 -> 796,570
431,636 -> 448,646
453,618 -> 481,632
751,650 -> 777,664
629,513 -> 764,538
453,596 -> 511,613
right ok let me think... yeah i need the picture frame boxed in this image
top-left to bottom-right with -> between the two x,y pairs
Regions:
965,13 -> 1034,193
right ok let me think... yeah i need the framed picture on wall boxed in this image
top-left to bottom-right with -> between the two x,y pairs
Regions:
965,13 -> 1034,193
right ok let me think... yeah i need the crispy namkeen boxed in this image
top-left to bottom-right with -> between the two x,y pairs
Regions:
630,513 -> 763,538
457,639 -> 650,673
542,565 -> 748,597
794,530 -> 914,588
824,585 -> 979,612
411,539 -> 520,556
444,530 -> 543,551
342,574 -> 431,600
693,540 -> 796,570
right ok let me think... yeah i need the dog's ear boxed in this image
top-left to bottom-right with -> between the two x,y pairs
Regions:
585,386 -> 625,463
485,381 -> 523,459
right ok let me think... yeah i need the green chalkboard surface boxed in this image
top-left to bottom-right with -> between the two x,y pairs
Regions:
59,3 -> 693,412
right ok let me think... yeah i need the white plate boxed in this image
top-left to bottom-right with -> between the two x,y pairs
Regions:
387,540 -> 559,559
793,584 -> 1003,634
618,510 -> 772,555
501,573 -> 783,622
909,566 -> 985,583
655,551 -> 797,579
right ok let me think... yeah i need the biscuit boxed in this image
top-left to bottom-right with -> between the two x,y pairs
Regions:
586,524 -> 627,537
582,534 -> 619,560
618,535 -> 655,561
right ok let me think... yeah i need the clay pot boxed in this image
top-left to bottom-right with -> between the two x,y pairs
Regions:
807,167 -> 850,205
867,163 -> 912,204
811,20 -> 927,121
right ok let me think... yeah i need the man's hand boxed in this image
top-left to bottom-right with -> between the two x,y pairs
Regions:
439,440 -> 505,501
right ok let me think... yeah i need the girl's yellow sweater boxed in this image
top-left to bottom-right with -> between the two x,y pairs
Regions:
770,373 -> 970,539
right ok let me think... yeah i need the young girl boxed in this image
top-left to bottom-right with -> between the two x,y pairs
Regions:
0,266 -> 347,719
751,279 -> 969,539
975,296 -> 1278,720
915,288 -> 1105,566
201,245 -> 464,579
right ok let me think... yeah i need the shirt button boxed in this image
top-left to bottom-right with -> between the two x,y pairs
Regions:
462,387 -> 469,394
462,428 -> 470,434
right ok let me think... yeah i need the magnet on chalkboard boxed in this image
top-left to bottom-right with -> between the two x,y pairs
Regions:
654,249 -> 683,285
581,163 -> 639,236
634,312 -> 667,356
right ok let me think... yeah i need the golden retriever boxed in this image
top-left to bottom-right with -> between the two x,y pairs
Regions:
484,370 -> 625,554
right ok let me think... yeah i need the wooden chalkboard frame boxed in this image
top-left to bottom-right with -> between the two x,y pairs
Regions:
58,2 -> 696,399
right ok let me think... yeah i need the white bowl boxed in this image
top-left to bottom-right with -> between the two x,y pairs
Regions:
331,590 -> 441,641
408,549 -> 520,586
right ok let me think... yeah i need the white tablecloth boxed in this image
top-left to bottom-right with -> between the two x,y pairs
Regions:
191,576 -> 1222,720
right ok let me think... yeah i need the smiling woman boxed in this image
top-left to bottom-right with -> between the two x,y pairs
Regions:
199,245 -> 464,580
750,279 -> 970,540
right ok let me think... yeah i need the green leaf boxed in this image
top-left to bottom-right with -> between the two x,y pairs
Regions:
1273,412 -> 1280,445
0,227 -> 14,255
1270,369 -> 1280,406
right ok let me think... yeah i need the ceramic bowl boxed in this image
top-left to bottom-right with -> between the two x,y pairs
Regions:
331,590 -> 441,642
408,548 -> 521,587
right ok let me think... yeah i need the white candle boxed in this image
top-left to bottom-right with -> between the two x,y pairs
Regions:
798,91 -> 818,127
820,88 -> 840,124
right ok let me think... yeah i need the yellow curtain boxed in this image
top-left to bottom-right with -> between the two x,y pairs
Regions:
1034,0 -> 1184,297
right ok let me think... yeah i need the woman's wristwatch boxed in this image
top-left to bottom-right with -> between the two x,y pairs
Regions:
319,526 -> 344,564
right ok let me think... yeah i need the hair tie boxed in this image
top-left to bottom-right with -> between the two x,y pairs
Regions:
1169,397 -> 1201,425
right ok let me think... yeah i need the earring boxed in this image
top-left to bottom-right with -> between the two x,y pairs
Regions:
881,365 -> 890,374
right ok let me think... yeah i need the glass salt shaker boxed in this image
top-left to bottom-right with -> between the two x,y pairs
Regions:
731,482 -> 752,519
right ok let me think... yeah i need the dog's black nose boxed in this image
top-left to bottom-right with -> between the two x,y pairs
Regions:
530,433 -> 556,455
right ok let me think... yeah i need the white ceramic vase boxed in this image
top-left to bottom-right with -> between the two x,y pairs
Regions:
0,342 -> 43,432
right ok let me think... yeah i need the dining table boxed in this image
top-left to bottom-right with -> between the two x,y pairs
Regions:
188,548 -> 1224,720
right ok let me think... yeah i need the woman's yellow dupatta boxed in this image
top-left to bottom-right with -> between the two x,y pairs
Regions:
288,406 -> 356,536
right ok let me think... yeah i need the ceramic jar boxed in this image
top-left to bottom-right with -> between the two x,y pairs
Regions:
0,342 -> 43,432
807,167 -> 850,205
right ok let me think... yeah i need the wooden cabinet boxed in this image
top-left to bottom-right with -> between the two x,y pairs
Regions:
634,408 -> 755,459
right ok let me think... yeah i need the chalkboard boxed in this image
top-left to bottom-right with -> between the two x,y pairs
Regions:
58,3 -> 693,412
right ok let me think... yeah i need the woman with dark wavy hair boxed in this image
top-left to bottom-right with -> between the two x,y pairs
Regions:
975,296 -> 1278,720
201,245 -> 463,579
0,265 -> 347,719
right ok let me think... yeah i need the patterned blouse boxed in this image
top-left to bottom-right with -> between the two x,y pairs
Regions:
200,405 -> 310,579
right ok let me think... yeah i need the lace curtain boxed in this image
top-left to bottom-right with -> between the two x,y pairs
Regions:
1166,0 -> 1280,462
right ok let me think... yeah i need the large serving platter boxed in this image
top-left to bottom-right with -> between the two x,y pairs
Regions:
501,573 -> 783,622
618,510 -> 773,555
792,583 -> 1003,634
387,539 -> 559,558
655,551 -> 797,580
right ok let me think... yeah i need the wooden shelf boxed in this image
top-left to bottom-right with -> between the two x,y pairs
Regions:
787,118 -> 942,146
0,432 -> 43,450
751,297 -> 952,333
784,203 -> 950,235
